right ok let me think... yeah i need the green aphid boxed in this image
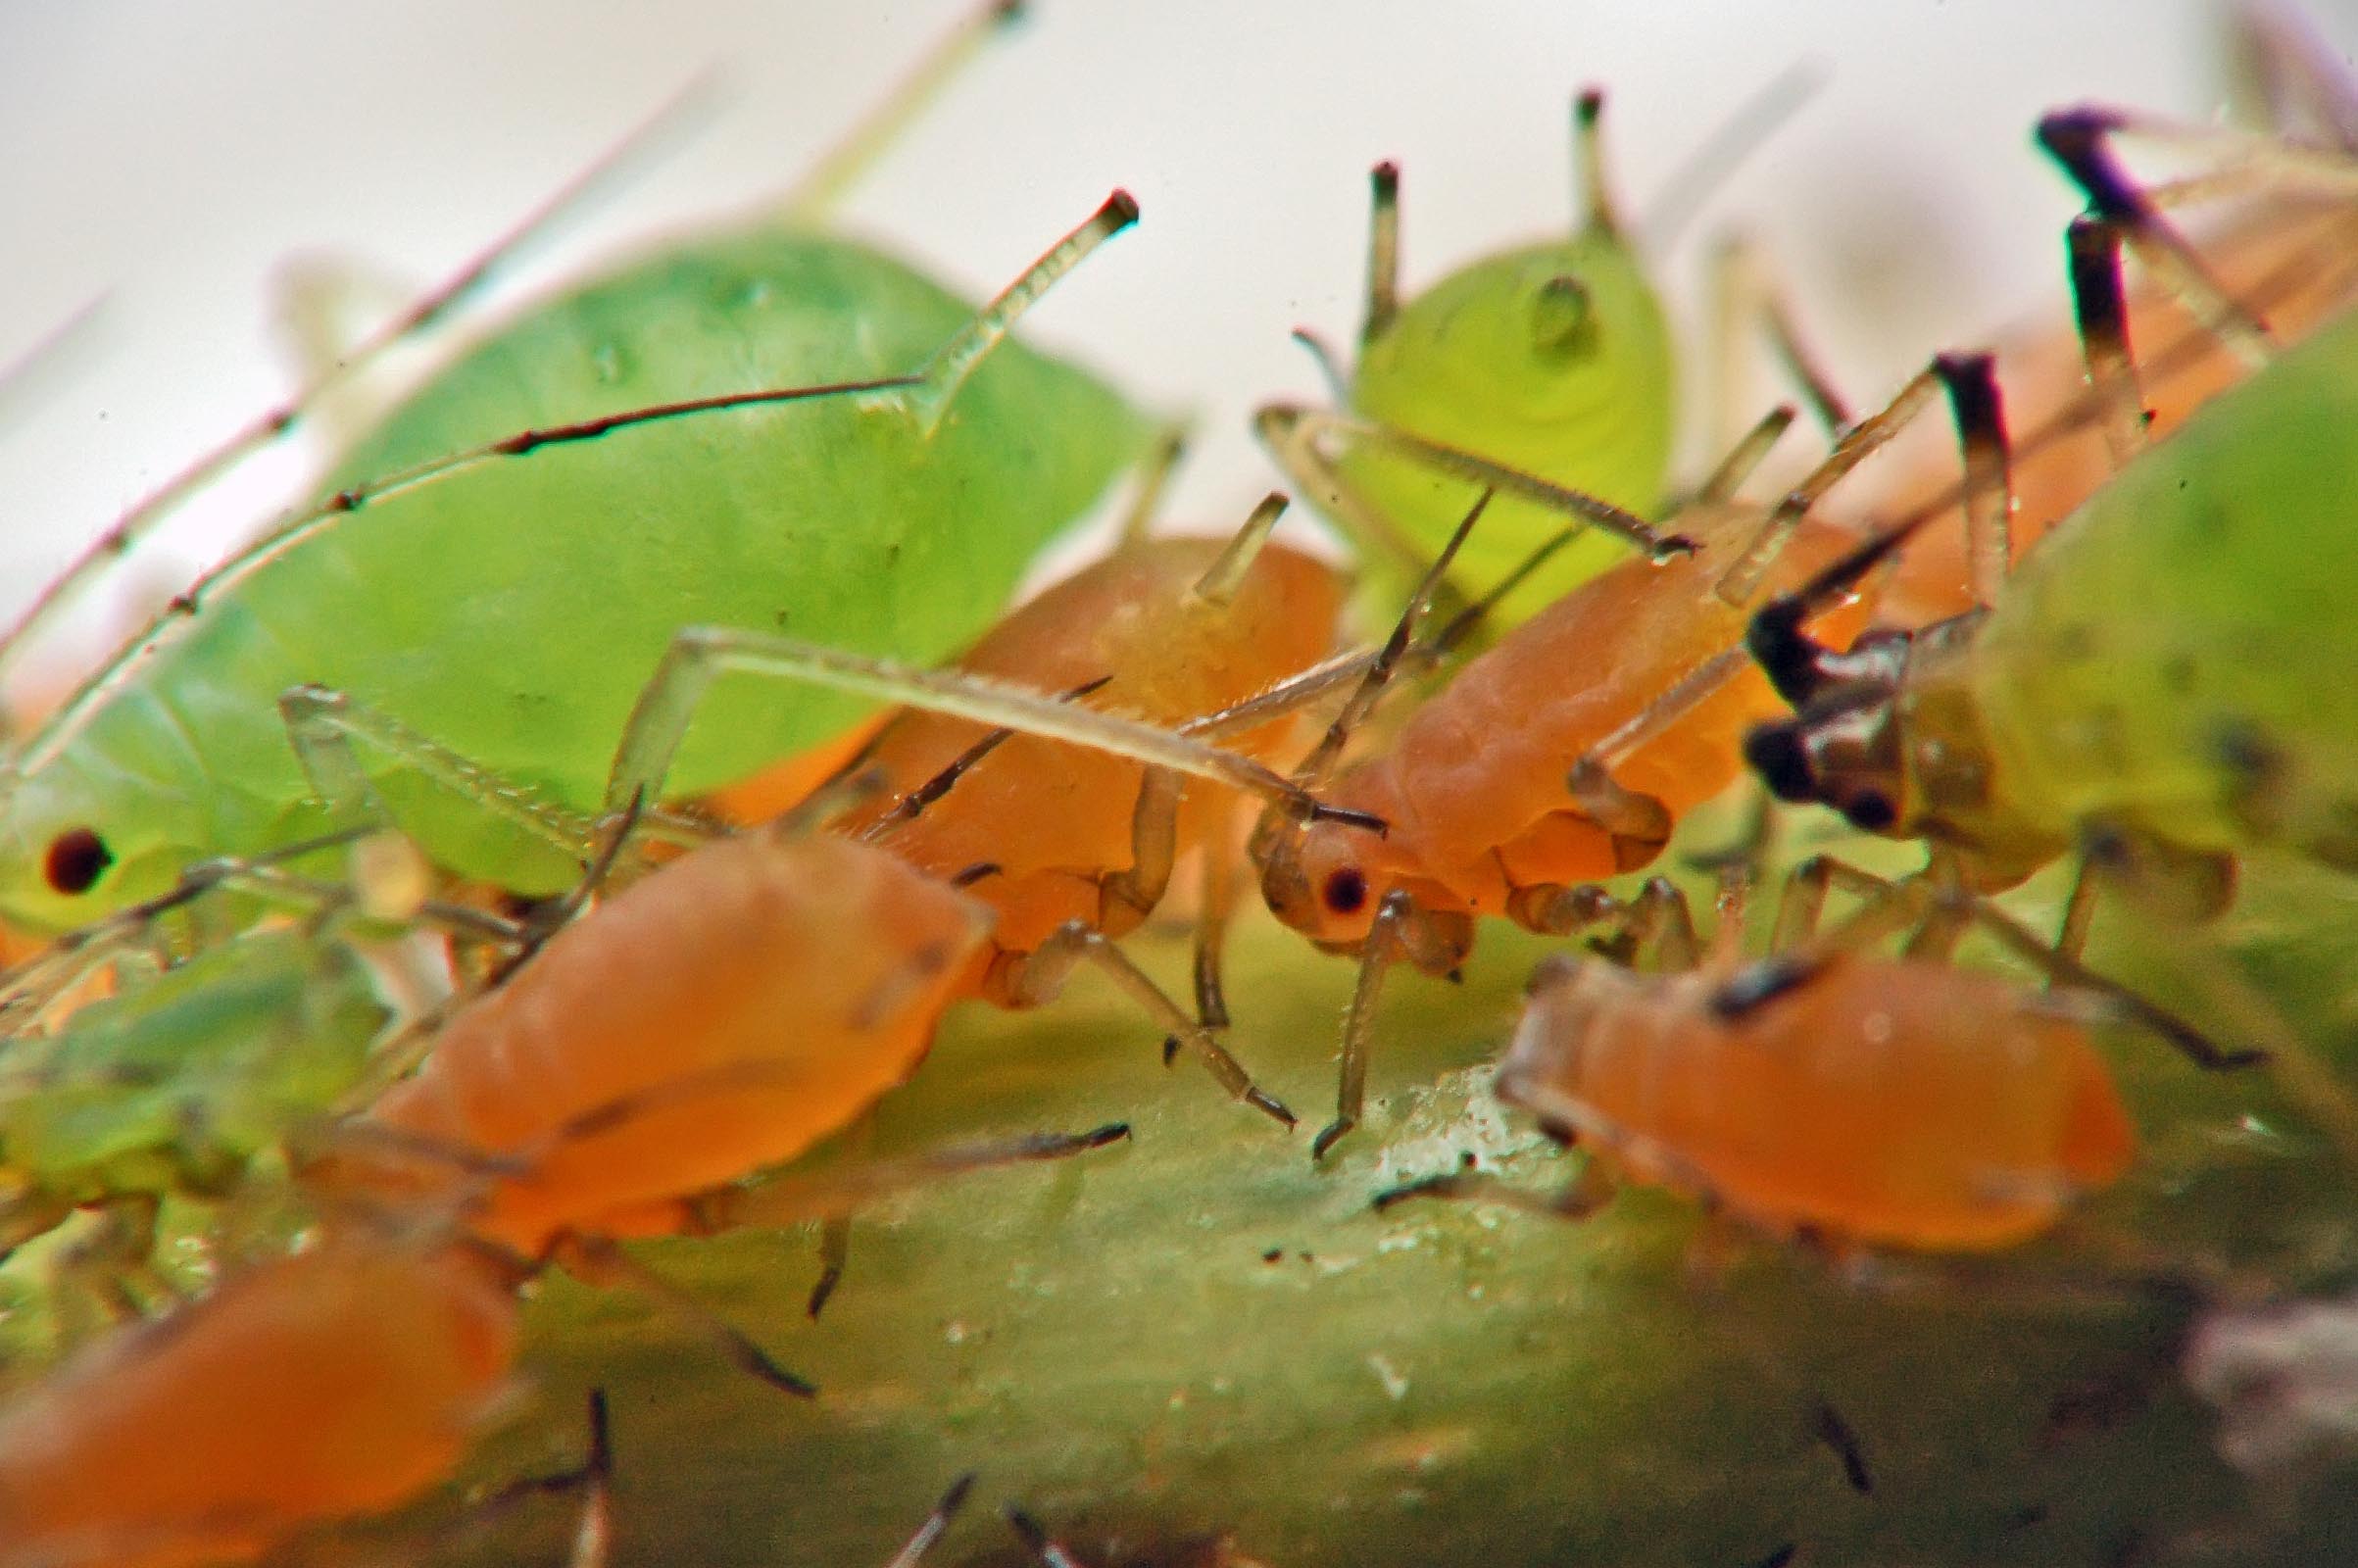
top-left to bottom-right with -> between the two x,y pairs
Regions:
1260,91 -> 1678,630
0,2 -> 1153,935
0,929 -> 390,1265
1747,106 -> 2358,905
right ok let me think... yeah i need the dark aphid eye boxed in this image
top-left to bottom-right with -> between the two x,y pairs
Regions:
1842,790 -> 1899,832
1322,866 -> 1369,915
43,826 -> 113,895
1531,273 -> 1596,357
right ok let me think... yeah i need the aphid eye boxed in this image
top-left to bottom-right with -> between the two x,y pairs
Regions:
1530,273 -> 1596,358
1322,866 -> 1369,915
43,827 -> 114,896
1843,791 -> 1899,832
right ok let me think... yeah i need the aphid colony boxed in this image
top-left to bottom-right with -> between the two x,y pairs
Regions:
3,2 -> 2357,1562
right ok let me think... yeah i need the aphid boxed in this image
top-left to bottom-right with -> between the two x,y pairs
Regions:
1745,111 -> 2358,907
325,816 -> 1127,1386
1258,85 -> 1835,630
0,0 -> 1154,935
1379,872 -> 2140,1254
0,1237 -> 546,1568
821,487 -> 1349,1120
0,928 -> 389,1293
1251,396 -> 1920,1156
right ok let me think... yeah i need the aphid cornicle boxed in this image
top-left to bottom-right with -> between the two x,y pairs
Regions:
0,1 -> 1154,936
1745,109 -> 2358,905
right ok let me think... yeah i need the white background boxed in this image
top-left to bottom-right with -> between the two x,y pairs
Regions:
1,0 -> 2352,679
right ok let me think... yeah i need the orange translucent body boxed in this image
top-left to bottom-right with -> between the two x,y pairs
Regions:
1283,518 -> 1865,942
1860,197 -> 2358,626
0,1242 -> 516,1568
1501,956 -> 2136,1250
360,832 -> 992,1256
831,537 -> 1343,1001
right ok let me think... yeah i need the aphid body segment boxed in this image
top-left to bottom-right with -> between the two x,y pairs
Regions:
350,829 -> 990,1256
834,529 -> 1343,1004
0,17 -> 1154,934
0,1238 -> 517,1568
1498,952 -> 2136,1250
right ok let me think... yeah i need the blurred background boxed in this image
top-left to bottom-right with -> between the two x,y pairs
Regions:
0,0 -> 2351,677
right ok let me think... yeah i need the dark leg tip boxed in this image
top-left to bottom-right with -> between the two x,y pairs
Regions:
1311,1117 -> 1354,1161
1160,1035 -> 1180,1067
806,1264 -> 843,1321
1248,1088 -> 1298,1129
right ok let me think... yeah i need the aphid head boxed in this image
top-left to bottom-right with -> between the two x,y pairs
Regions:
1253,808 -> 1390,951
1744,690 -> 1909,837
0,761 -> 198,934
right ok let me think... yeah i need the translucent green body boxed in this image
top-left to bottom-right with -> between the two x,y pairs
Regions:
1342,231 -> 1675,625
0,228 -> 1150,930
0,930 -> 387,1202
1971,305 -> 2358,863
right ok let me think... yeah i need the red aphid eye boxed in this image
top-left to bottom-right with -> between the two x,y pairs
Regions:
43,827 -> 113,896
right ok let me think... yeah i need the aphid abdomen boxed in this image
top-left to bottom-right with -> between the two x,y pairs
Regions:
1970,306 -> 2358,865
1515,960 -> 2133,1250
0,1242 -> 516,1567
362,834 -> 991,1255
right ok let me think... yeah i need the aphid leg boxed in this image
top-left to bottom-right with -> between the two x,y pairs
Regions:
1372,1149 -> 1617,1222
2065,215 -> 2150,466
550,1232 -> 818,1398
1511,876 -> 1700,971
603,631 -> 1371,835
1009,920 -> 1295,1128
1115,423 -> 1193,548
686,1123 -> 1132,1233
53,1194 -> 173,1321
806,1110 -> 875,1320
1566,760 -> 1674,870
1313,891 -> 1466,1160
1007,1502 -> 1092,1568
887,1474 -> 978,1568
2051,854 -> 2102,969
2036,110 -> 2277,367
278,683 -> 603,862
1361,161 -> 1402,344
1098,769 -> 1179,940
1709,233 -> 1851,442
1191,795 -> 1246,1030
1288,489 -> 1494,788
779,0 -> 1028,223
894,191 -> 1143,438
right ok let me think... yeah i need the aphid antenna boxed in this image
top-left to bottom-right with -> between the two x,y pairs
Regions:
2232,1 -> 2358,153
0,73 -> 721,695
688,1123 -> 1133,1235
1287,489 -> 1494,789
0,292 -> 110,439
1191,493 -> 1292,606
1713,361 -> 1945,607
1286,326 -> 1352,402
861,674 -> 1113,841
1641,59 -> 1827,250
778,0 -> 1030,224
883,1473 -> 979,1568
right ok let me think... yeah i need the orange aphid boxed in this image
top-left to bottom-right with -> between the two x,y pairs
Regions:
354,827 -> 992,1259
0,1239 -> 518,1568
1494,951 -> 2135,1250
832,522 -> 1343,1003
